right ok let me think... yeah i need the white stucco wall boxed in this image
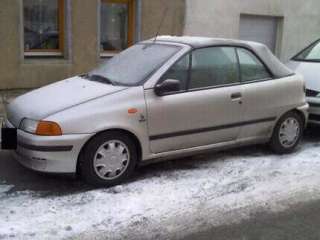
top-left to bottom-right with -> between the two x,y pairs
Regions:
184,0 -> 320,62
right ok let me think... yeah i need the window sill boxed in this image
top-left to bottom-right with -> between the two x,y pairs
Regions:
22,58 -> 71,66
23,51 -> 70,65
100,52 -> 119,58
24,51 -> 64,57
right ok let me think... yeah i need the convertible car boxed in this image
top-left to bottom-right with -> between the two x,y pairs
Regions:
1,36 -> 308,186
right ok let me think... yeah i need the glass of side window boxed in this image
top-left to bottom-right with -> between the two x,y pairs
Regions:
159,54 -> 190,92
237,48 -> 271,82
189,47 -> 239,89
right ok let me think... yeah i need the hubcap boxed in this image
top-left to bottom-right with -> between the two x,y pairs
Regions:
279,117 -> 300,148
93,140 -> 130,180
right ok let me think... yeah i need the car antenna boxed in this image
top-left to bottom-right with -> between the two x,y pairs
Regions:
153,6 -> 169,44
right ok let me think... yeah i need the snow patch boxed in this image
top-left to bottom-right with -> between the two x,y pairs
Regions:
0,184 -> 13,195
1,142 -> 320,239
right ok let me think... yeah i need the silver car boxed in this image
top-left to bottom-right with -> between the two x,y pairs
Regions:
1,36 -> 308,187
287,39 -> 320,124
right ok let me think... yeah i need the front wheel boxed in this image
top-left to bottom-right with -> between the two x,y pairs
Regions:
270,111 -> 303,154
79,131 -> 137,187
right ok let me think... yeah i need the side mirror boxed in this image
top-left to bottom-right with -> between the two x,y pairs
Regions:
154,79 -> 181,96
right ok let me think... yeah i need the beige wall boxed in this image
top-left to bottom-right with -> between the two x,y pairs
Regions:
0,0 -> 185,90
1,0 -> 320,91
184,0 -> 320,62
141,0 -> 185,39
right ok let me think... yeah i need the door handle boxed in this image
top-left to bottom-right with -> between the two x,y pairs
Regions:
231,92 -> 242,99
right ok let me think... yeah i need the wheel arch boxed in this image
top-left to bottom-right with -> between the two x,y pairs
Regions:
76,128 -> 143,175
293,109 -> 307,127
269,108 -> 305,154
276,108 -> 307,127
271,108 -> 306,139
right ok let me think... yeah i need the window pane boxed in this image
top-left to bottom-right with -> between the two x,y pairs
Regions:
24,0 -> 61,51
237,48 -> 271,82
101,2 -> 129,52
294,40 -> 320,61
159,54 -> 190,91
189,47 -> 239,89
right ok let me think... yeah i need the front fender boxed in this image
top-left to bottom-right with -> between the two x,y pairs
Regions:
45,86 -> 151,159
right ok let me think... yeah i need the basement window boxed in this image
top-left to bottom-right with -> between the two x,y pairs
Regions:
100,0 -> 135,57
23,0 -> 65,57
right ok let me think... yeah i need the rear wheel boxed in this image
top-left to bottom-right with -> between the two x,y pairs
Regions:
79,131 -> 137,187
270,111 -> 303,154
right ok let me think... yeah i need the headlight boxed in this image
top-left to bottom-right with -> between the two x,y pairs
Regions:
19,118 -> 62,136
19,119 -> 38,134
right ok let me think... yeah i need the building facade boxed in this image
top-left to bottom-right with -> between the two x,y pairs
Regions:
1,0 -> 320,93
0,0 -> 185,91
185,0 -> 320,62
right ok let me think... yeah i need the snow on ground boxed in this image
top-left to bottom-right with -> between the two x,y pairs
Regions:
1,141 -> 320,240
0,185 -> 13,195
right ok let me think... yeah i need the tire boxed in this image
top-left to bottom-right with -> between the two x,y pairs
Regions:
270,111 -> 303,154
79,131 -> 137,187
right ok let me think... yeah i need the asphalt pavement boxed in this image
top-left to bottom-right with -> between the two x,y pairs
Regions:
183,199 -> 320,240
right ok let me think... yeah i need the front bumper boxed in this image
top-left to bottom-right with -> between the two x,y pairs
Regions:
307,97 -> 320,124
3,119 -> 93,173
14,131 -> 92,173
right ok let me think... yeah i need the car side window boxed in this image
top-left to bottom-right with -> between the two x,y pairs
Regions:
159,53 -> 190,91
237,48 -> 271,82
189,47 -> 239,89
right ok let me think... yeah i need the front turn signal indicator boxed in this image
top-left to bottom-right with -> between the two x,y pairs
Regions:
35,121 -> 63,136
128,108 -> 138,114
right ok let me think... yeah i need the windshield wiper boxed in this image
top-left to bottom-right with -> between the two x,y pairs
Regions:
82,74 -> 115,85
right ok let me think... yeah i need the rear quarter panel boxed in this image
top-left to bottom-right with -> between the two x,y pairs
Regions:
239,74 -> 307,140
270,74 -> 307,117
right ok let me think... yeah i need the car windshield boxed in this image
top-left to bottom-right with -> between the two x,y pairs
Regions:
294,40 -> 320,62
87,43 -> 181,86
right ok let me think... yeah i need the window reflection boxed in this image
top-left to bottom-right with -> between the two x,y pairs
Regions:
24,0 -> 62,52
100,1 -> 132,52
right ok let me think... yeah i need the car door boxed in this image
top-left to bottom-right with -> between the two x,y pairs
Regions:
236,47 -> 278,140
145,47 -> 243,154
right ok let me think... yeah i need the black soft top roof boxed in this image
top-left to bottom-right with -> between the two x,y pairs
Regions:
144,36 -> 294,78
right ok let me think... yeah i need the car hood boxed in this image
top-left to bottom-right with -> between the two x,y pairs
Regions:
7,76 -> 128,127
287,60 -> 320,91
